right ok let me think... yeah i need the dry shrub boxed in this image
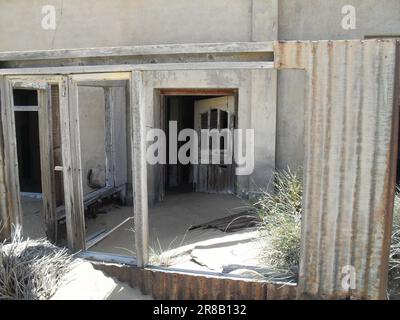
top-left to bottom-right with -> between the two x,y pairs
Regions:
255,168 -> 302,272
0,227 -> 73,300
388,190 -> 400,299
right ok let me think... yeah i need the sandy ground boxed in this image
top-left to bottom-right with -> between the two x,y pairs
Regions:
90,192 -> 249,254
21,196 -> 45,239
89,192 -> 265,273
50,260 -> 152,300
23,192 -> 265,275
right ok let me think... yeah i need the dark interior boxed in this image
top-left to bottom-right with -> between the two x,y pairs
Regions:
165,95 -> 227,193
165,96 -> 195,193
14,90 -> 42,193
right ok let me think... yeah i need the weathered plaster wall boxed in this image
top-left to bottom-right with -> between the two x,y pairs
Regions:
1,0 -> 399,183
279,0 -> 400,40
0,0 -> 253,51
143,69 -> 277,203
1,1 -> 398,49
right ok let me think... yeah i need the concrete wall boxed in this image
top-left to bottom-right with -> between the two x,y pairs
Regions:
1,1 -> 398,50
0,0 -> 253,51
279,0 -> 400,40
143,69 -> 277,202
1,0 -> 399,181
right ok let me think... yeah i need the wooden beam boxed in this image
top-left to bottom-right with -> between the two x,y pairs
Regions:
38,87 -> 57,242
76,80 -> 127,88
76,251 -> 137,266
0,61 -> 274,76
59,77 -> 86,251
70,72 -> 131,82
104,87 -> 114,187
0,76 -> 10,240
13,105 -> 39,112
1,78 -> 22,235
131,71 -> 149,267
86,217 -> 133,250
0,42 -> 274,62
159,88 -> 237,96
9,81 -> 48,90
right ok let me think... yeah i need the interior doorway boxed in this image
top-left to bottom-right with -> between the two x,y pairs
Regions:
161,90 -> 237,197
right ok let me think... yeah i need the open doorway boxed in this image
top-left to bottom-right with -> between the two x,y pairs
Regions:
13,89 -> 45,239
147,90 -> 266,275
162,91 -> 237,197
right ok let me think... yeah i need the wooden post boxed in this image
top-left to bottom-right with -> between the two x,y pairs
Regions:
1,78 -> 22,236
104,87 -> 115,187
38,88 -> 57,242
131,71 -> 149,267
59,76 -> 86,251
0,76 -> 11,240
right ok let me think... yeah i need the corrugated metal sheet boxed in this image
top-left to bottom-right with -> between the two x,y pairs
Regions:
93,263 -> 298,300
276,40 -> 399,300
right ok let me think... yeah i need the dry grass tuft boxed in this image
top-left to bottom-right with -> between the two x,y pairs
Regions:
255,168 -> 302,273
388,190 -> 400,299
0,227 -> 73,300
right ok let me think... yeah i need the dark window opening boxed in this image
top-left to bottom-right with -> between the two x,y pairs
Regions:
13,89 -> 38,106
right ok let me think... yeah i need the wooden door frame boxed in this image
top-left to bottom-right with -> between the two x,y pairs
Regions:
1,76 -> 60,242
65,72 -> 131,251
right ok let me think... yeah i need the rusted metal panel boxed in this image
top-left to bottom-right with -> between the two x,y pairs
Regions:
93,263 -> 297,300
276,40 -> 399,300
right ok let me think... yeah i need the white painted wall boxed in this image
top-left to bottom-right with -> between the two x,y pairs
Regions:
78,86 -> 106,195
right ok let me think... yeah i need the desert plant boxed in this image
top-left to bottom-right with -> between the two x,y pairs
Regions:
388,189 -> 400,299
255,168 -> 303,272
149,237 -> 176,267
0,227 -> 73,300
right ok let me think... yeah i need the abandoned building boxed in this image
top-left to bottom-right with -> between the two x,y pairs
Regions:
0,0 -> 400,300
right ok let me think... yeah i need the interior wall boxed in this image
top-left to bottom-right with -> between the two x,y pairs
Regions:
112,86 -> 128,188
78,86 -> 106,195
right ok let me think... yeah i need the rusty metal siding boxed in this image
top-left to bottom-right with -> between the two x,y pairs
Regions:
93,263 -> 298,300
276,40 -> 399,299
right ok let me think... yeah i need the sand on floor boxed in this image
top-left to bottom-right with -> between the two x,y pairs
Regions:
23,192 -> 266,276
89,192 -> 249,255
50,260 -> 152,300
